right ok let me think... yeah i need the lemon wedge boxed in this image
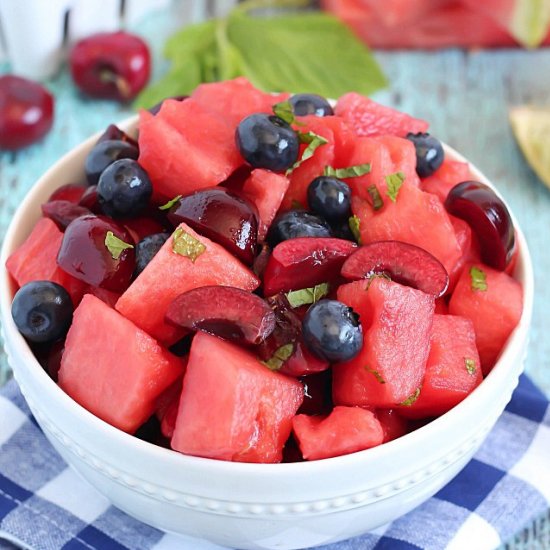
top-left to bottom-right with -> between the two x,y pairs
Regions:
509,105 -> 550,188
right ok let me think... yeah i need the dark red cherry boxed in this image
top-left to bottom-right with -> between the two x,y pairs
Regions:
123,216 -> 166,243
298,369 -> 333,416
57,215 -> 135,291
445,181 -> 515,271
70,31 -> 150,101
41,200 -> 91,230
341,240 -> 449,298
166,286 -> 276,345
263,237 -> 357,296
97,123 -> 138,149
48,183 -> 87,204
0,75 -> 54,150
78,185 -> 101,212
167,188 -> 259,265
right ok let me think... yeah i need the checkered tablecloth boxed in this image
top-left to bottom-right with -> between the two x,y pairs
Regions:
1,374 -> 549,550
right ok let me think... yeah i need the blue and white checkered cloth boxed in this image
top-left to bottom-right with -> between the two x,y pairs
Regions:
1,374 -> 549,550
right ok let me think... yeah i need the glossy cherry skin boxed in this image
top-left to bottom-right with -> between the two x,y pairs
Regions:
41,200 -> 91,230
341,240 -> 449,298
57,215 -> 135,291
97,123 -> 138,149
167,188 -> 259,265
70,31 -> 150,101
48,183 -> 87,204
0,75 -> 54,150
445,181 -> 515,271
78,185 -> 100,212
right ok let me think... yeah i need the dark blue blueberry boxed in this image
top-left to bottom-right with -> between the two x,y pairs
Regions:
85,139 -> 139,185
302,300 -> 362,362
236,114 -> 299,172
307,176 -> 351,221
134,232 -> 170,276
97,158 -> 152,219
406,132 -> 445,178
330,218 -> 356,242
11,281 -> 73,344
289,94 -> 333,117
267,210 -> 332,248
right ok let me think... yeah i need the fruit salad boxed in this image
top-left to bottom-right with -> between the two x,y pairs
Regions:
6,77 -> 523,463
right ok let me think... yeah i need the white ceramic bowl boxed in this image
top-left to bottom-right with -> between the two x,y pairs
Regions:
0,117 -> 534,550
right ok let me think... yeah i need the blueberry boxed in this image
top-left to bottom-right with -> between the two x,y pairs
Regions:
406,132 -> 444,178
134,232 -> 170,276
236,114 -> 300,172
11,281 -> 73,343
307,176 -> 351,221
302,300 -> 362,362
289,94 -> 333,117
267,210 -> 332,248
330,218 -> 356,242
85,139 -> 139,185
97,158 -> 152,218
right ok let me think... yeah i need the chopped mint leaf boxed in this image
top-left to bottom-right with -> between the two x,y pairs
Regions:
367,184 -> 384,210
364,272 -> 391,291
291,199 -> 304,209
286,131 -> 328,175
172,227 -> 206,262
465,358 -> 477,375
364,366 -> 385,384
470,266 -> 488,292
348,215 -> 361,244
104,231 -> 134,260
323,163 -> 371,179
385,171 -> 405,202
273,100 -> 295,125
158,195 -> 182,211
262,343 -> 294,371
286,283 -> 329,308
400,388 -> 421,407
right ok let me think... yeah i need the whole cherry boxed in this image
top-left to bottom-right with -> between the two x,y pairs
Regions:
0,75 -> 54,150
69,31 -> 150,101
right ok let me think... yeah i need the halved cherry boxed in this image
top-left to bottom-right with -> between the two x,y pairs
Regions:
97,123 -> 138,149
445,181 -> 515,271
41,200 -> 91,230
48,183 -> 87,204
341,240 -> 449,298
165,286 -> 276,345
263,237 -> 357,296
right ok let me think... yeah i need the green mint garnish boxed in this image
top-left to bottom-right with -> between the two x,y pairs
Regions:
273,100 -> 295,125
286,131 -> 328,175
385,171 -> 405,202
291,199 -> 304,210
104,231 -> 134,260
365,272 -> 391,291
323,163 -> 371,179
262,343 -> 294,371
364,366 -> 385,384
349,215 -> 362,244
367,184 -> 384,210
172,227 -> 206,262
470,266 -> 488,292
159,195 -> 182,211
286,283 -> 329,309
400,388 -> 421,407
465,358 -> 477,375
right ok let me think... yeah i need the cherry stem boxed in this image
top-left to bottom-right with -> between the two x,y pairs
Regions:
99,70 -> 131,99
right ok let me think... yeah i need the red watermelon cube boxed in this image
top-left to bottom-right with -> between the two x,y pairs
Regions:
292,406 -> 384,460
400,314 -> 482,419
376,409 -> 409,443
58,295 -> 184,433
420,159 -> 471,203
449,263 -> 523,374
116,222 -> 259,345
171,332 -> 303,463
333,278 -> 434,408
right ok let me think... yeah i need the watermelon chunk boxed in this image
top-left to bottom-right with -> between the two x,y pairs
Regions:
171,332 -> 303,463
6,217 -> 86,305
333,278 -> 434,408
138,99 -> 242,201
242,169 -> 290,241
449,263 -> 523,374
116,222 -> 259,345
58,295 -> 183,433
335,92 -> 428,138
420,159 -> 471,203
292,406 -> 384,460
400,314 -> 482,419
376,409 -> 408,443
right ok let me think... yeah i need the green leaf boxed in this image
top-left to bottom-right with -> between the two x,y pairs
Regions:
172,227 -> 206,262
286,283 -> 329,308
470,266 -> 488,292
364,272 -> 391,291
465,358 -> 477,375
364,366 -> 385,384
158,195 -> 182,211
104,231 -> 134,260
165,19 -> 218,61
323,163 -> 371,179
385,171 -> 405,202
367,184 -> 384,210
348,215 -> 361,244
273,100 -> 296,125
262,343 -> 294,371
286,131 -> 328,175
400,388 -> 421,407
